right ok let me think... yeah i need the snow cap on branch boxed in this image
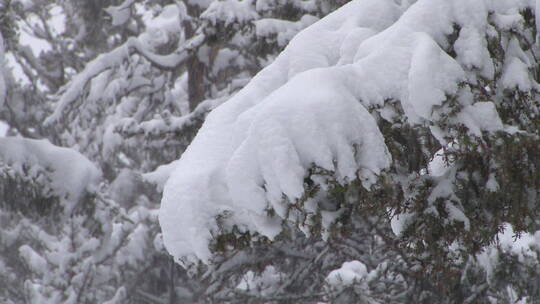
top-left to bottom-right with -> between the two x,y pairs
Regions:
201,0 -> 259,26
0,137 -> 101,211
160,0 -> 401,264
105,0 -> 136,26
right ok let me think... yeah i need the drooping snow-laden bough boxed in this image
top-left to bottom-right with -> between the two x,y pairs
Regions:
160,0 -> 540,297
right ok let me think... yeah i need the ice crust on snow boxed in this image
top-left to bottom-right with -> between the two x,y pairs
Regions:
160,0 -> 532,264
0,137 -> 101,210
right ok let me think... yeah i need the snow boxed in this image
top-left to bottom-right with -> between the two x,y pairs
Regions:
428,146 -> 454,177
390,212 -> 414,237
45,43 -> 133,125
501,57 -> 532,91
456,102 -> 504,136
255,0 -> 318,13
160,0 -> 400,264
118,224 -> 148,267
254,15 -> 319,47
501,36 -> 533,91
138,3 -> 187,49
326,260 -> 369,287
492,13 -> 524,31
152,3 -> 187,32
476,223 -> 540,281
109,169 -> 142,209
0,121 -> 8,137
160,0 -> 537,264
45,27 -> 204,125
18,30 -> 52,58
405,33 -> 465,123
48,5 -> 66,36
454,26 -> 493,76
105,0 -> 136,26
496,224 -> 539,256
143,160 -> 180,192
19,245 -> 47,274
117,96 -> 224,138
0,137 -> 101,210
236,265 -> 282,295
201,0 -> 259,26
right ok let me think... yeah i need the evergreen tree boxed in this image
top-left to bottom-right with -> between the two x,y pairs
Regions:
1,0 -> 348,302
160,0 -> 540,303
3,0 -> 539,303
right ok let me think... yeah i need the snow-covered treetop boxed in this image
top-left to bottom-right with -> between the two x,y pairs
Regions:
160,0 -> 539,265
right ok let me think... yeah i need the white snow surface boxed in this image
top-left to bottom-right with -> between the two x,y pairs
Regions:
0,137 -> 101,210
160,0 -> 532,264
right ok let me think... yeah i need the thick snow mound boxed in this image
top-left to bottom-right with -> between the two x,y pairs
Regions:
160,0 -> 530,264
0,137 -> 101,209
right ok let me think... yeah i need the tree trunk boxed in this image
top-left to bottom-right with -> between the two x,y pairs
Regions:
184,3 -> 206,112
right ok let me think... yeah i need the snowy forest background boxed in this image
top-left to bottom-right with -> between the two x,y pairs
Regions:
0,0 -> 539,303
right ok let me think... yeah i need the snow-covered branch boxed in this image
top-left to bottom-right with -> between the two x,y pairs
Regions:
45,33 -> 206,125
0,137 -> 101,211
159,0 -> 540,266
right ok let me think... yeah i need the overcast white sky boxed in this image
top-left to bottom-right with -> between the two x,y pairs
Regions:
2,4 -> 67,135
6,4 -> 66,84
